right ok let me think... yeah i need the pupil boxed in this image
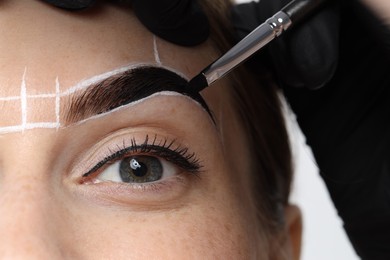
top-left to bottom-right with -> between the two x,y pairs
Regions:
130,159 -> 148,177
119,156 -> 163,183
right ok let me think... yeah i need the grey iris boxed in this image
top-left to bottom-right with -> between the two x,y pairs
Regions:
119,156 -> 163,183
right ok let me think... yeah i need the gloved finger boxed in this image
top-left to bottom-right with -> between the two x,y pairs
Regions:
131,0 -> 209,46
271,3 -> 340,89
232,1 -> 340,89
41,0 -> 95,10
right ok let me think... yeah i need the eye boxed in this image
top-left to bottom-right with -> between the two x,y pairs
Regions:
78,135 -> 203,204
97,155 -> 179,184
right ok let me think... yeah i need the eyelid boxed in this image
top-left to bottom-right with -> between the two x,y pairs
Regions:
76,132 -> 202,184
83,136 -> 200,177
69,125 -> 209,208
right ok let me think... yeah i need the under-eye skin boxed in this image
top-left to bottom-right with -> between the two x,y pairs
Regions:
81,135 -> 202,189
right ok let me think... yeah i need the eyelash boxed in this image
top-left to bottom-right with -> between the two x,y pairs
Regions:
82,134 -> 202,179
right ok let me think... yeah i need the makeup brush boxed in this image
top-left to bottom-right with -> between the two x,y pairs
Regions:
188,0 -> 328,92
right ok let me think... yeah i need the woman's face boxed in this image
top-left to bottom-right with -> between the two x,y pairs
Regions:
0,1 -> 269,259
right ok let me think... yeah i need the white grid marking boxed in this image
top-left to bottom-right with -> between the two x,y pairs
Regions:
60,63 -> 144,96
20,68 -> 27,131
153,36 -> 162,66
0,62 -> 176,134
0,64 -> 153,134
0,94 -> 56,101
55,77 -> 60,129
0,96 -> 20,101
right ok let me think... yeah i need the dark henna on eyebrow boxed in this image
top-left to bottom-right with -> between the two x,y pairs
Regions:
64,66 -> 212,124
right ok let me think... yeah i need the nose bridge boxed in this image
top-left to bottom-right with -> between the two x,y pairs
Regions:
0,160 -> 64,259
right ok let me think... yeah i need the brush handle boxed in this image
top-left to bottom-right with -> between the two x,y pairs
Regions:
282,0 -> 327,23
200,11 -> 292,88
190,0 -> 328,92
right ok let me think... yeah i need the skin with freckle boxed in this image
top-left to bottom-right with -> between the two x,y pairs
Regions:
0,1 -> 301,259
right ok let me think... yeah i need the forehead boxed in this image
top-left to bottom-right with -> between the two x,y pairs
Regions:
0,1 -> 220,133
0,1 -> 216,93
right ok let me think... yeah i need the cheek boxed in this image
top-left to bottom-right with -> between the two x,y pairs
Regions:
64,201 -> 262,259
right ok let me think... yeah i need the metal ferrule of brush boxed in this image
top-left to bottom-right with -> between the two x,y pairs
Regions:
202,11 -> 292,86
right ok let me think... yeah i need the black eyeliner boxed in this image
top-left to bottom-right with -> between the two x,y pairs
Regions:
82,135 -> 202,178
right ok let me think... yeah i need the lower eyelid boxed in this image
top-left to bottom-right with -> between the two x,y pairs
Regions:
77,174 -> 193,208
82,172 -> 186,188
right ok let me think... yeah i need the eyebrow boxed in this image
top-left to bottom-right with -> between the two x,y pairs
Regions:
64,66 -> 212,124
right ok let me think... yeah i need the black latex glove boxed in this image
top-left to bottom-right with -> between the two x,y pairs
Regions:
41,0 -> 210,47
42,0 -> 95,10
233,1 -> 390,259
131,0 -> 209,46
232,0 -> 340,89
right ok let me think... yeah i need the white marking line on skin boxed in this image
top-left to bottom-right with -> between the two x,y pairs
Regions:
0,63 -> 187,102
65,91 -> 208,128
0,33 -> 196,134
59,63 -> 190,97
0,94 -> 56,101
153,36 -> 162,66
60,63 -> 151,97
0,90 -> 210,134
0,123 -> 60,135
0,96 -> 20,101
0,61 -> 204,134
28,93 -> 56,98
55,77 -> 60,129
21,68 -> 27,131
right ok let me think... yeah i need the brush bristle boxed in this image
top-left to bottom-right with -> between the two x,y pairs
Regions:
188,74 -> 208,92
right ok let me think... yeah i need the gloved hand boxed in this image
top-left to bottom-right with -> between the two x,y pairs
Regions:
232,0 -> 390,90
41,0 -> 209,46
232,0 -> 340,89
232,1 -> 390,259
